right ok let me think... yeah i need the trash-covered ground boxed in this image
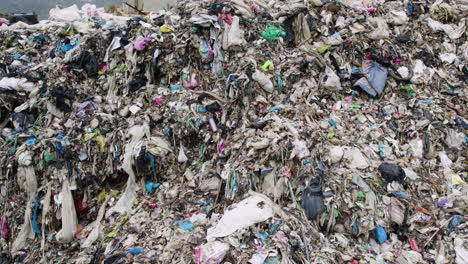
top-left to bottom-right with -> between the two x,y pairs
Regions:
0,0 -> 467,263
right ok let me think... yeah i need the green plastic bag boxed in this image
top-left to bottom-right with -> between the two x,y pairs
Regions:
43,151 -> 55,162
261,25 -> 286,42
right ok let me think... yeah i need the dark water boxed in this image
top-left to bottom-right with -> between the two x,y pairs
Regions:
2,0 -> 124,20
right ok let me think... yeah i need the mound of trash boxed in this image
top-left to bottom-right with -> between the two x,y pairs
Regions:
0,0 -> 466,263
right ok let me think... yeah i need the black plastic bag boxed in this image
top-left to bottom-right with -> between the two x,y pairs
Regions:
301,176 -> 326,220
74,51 -> 99,77
378,163 -> 406,183
9,13 -> 38,25
51,86 -> 75,113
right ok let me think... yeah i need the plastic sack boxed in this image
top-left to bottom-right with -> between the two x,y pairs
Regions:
410,60 -> 434,84
41,185 -> 51,253
222,16 -> 246,50
375,226 -> 387,244
395,250 -> 423,264
49,5 -> 82,22
252,70 -> 274,93
352,174 -> 377,211
347,0 -> 374,11
248,251 -> 269,264
73,21 -> 94,34
386,197 -> 405,225
56,179 -> 78,243
17,151 -> 37,194
292,12 -> 312,45
11,200 -> 34,254
134,39 -> 148,51
230,0 -> 255,19
207,194 -> 274,241
195,241 -> 230,264
329,146 -> 344,164
445,129 -> 465,148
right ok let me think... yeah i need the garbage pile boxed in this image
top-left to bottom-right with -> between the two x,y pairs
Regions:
0,0 -> 467,263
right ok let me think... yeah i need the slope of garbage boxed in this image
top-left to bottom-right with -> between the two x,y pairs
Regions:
0,0 -> 467,263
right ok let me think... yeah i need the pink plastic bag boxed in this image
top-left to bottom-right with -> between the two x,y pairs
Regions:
182,72 -> 200,89
0,217 -> 8,240
195,241 -> 229,264
134,40 -> 148,51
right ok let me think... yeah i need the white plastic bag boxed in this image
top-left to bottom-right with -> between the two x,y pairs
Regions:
106,124 -> 149,217
290,140 -> 310,160
49,5 -> 82,22
343,147 -> 369,169
411,60 -> 435,84
427,18 -> 466,40
81,196 -> 108,248
178,144 -> 188,163
207,194 -> 274,241
252,70 -> 274,93
454,237 -> 468,264
56,179 -> 78,243
0,77 -> 37,92
369,18 -> 390,40
387,10 -> 409,25
321,67 -> 342,91
329,146 -> 345,164
222,16 -> 246,49
12,151 -> 37,253
81,4 -> 105,19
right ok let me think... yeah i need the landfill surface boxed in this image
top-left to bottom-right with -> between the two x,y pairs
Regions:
0,1 -> 467,264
